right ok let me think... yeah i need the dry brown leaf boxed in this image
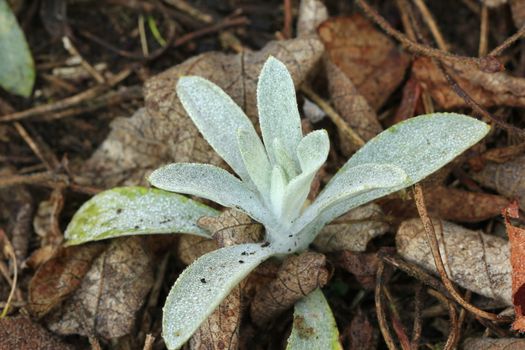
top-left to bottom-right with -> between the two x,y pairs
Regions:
472,155 -> 525,208
342,310 -> 378,350
297,0 -> 328,37
396,218 -> 512,305
190,209 -> 263,349
463,337 -> 525,350
502,201 -> 525,331
33,187 -> 65,248
392,77 -> 422,124
82,37 -> 324,188
313,203 -> 389,253
250,251 -> 329,326
326,59 -> 382,155
198,209 -> 264,247
0,316 -> 73,350
333,250 -> 391,290
511,0 -> 525,27
413,56 -> 525,109
176,235 -> 218,266
28,242 -> 106,318
47,237 -> 154,339
318,15 -> 410,110
382,186 -> 509,223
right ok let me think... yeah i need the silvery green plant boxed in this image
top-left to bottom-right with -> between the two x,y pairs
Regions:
65,57 -> 489,349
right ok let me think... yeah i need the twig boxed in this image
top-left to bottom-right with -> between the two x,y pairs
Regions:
143,334 -> 155,350
63,36 -> 106,84
410,284 -> 423,350
413,184 -> 511,322
0,230 -> 18,318
13,122 -> 59,171
375,261 -> 399,350
489,23 -> 525,57
355,0 -> 501,72
138,14 -> 149,57
283,0 -> 293,39
0,69 -> 131,122
411,0 -> 449,51
173,16 -> 249,48
163,0 -> 213,23
300,84 -> 365,152
428,289 -> 459,350
384,288 -> 411,350
479,5 -> 489,57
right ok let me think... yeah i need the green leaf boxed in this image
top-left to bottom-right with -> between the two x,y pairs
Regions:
0,0 -> 34,97
258,56 -> 303,164
238,127 -> 271,197
65,186 -> 218,245
176,76 -> 260,183
148,163 -> 273,225
162,243 -> 275,349
286,289 -> 342,350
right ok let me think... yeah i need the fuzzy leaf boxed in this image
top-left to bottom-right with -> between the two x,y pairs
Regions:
270,165 -> 287,218
237,128 -> 271,196
258,57 -> 303,164
295,113 -> 489,244
0,0 -> 35,97
65,187 -> 217,245
162,243 -> 275,349
148,163 -> 272,224
176,76 -> 260,183
274,138 -> 299,179
286,289 -> 342,350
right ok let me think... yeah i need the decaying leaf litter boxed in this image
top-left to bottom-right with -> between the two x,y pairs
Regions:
3,0 -> 525,349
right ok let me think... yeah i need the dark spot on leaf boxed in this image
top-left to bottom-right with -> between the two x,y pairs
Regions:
288,234 -> 293,237
288,249 -> 291,252
238,260 -> 244,264
116,208 -> 123,214
200,278 -> 207,283
261,242 -> 270,248
134,225 -> 140,229
241,251 -> 247,256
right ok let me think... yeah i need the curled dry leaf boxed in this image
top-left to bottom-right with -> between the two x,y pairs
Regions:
463,337 -> 525,350
313,203 -> 389,253
502,201 -> 525,331
396,218 -> 512,305
296,0 -> 328,37
82,37 -> 323,187
46,237 -> 154,339
33,187 -> 65,247
28,242 -> 106,318
413,56 -> 525,109
250,251 -> 329,326
318,14 -> 410,110
325,59 -> 382,155
472,155 -> 525,208
190,210 -> 263,349
0,316 -> 72,350
198,209 -> 264,247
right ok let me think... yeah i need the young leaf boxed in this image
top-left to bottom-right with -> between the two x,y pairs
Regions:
237,128 -> 271,196
270,165 -> 287,218
176,76 -> 260,183
0,0 -> 35,97
286,289 -> 342,350
65,186 -> 218,245
258,57 -> 303,164
148,163 -> 272,224
162,243 -> 275,350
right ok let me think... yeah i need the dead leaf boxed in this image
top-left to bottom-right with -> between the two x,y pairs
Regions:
82,37 -> 324,188
325,59 -> 382,155
0,316 -> 72,350
334,250 -> 385,290
198,209 -> 264,247
502,201 -> 525,331
392,77 -> 422,124
28,242 -> 106,318
296,0 -> 328,37
381,186 -> 509,223
472,155 -> 525,209
250,252 -> 329,326
313,203 -> 389,253
396,218 -> 512,305
176,235 -> 218,266
413,56 -> 525,109
463,337 -> 525,350
318,15 -> 410,110
46,237 -> 154,339
33,186 -> 65,248
342,310 -> 378,350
